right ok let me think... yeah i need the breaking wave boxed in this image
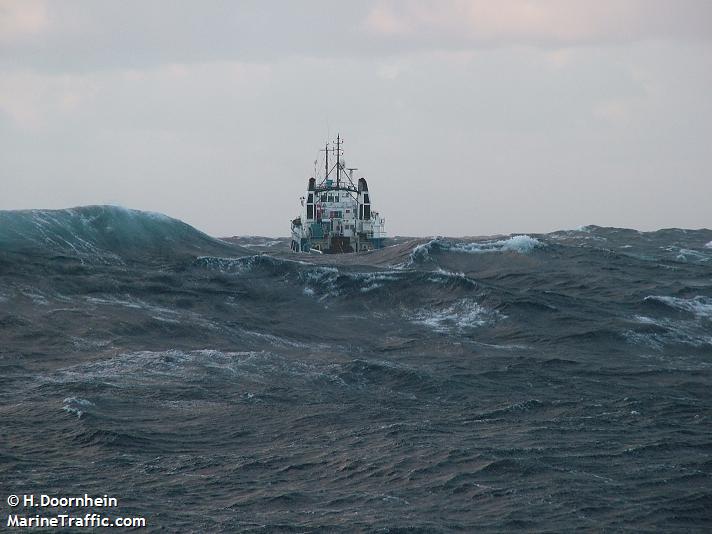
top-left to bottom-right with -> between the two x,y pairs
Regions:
406,235 -> 543,267
644,295 -> 712,319
0,205 -> 238,260
62,397 -> 95,419
410,298 -> 500,333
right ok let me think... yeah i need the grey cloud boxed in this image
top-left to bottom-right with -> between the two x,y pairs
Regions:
2,1 -> 711,73
0,2 -> 710,236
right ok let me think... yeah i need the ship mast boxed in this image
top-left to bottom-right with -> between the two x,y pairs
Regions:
335,134 -> 341,186
317,134 -> 355,190
324,142 -> 329,180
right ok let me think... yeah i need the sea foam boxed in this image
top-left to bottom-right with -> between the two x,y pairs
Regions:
411,298 -> 498,333
405,235 -> 543,267
62,397 -> 94,418
644,295 -> 712,319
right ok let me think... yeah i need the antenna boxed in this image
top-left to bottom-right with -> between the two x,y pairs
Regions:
320,142 -> 330,180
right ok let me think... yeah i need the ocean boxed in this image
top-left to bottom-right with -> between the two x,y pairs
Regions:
1,205 -> 710,531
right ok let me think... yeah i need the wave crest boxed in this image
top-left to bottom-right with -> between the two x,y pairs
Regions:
406,235 -> 543,267
0,205 -> 236,260
644,295 -> 712,319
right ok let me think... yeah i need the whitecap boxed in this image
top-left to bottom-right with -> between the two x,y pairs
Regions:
352,272 -> 401,293
427,268 -> 476,286
62,397 -> 94,418
627,311 -> 712,349
672,248 -> 710,262
403,235 -> 542,267
644,295 -> 712,319
411,298 -> 499,333
493,235 -> 542,253
23,291 -> 49,306
402,239 -> 440,266
299,266 -> 339,299
445,235 -> 542,254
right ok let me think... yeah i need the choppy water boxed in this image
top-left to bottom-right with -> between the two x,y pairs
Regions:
1,206 -> 711,531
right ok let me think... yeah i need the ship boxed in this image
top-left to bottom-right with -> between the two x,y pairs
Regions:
291,135 -> 386,253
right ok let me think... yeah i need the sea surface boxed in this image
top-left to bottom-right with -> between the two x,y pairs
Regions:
1,205 -> 711,532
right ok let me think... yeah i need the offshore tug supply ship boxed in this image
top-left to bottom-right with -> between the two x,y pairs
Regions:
291,135 -> 386,253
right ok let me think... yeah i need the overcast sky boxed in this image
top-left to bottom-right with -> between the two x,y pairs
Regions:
1,1 -> 711,237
